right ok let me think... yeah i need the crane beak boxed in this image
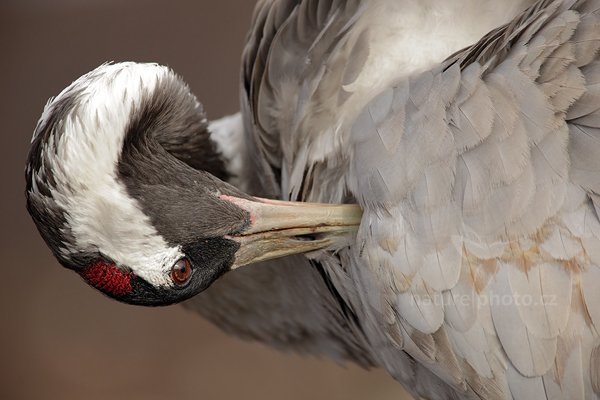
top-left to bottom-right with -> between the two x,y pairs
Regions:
220,195 -> 363,268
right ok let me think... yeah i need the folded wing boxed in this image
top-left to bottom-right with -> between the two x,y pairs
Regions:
348,0 -> 600,398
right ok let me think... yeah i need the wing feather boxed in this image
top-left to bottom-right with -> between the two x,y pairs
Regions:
242,0 -> 600,398
490,264 -> 559,376
345,0 -> 600,397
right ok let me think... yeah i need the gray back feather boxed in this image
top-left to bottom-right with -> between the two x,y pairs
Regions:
204,0 -> 600,398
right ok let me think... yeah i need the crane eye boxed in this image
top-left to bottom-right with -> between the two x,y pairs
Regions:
170,258 -> 192,286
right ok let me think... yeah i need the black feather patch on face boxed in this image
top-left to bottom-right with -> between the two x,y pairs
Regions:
80,237 -> 239,307
122,237 -> 240,307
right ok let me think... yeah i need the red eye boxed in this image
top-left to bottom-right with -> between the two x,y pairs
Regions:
170,258 -> 192,286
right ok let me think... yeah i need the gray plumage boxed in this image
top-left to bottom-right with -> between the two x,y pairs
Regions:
190,0 -> 600,398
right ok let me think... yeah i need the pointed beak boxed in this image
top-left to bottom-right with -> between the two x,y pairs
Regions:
220,196 -> 363,268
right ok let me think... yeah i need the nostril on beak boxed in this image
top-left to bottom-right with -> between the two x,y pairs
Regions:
293,233 -> 326,241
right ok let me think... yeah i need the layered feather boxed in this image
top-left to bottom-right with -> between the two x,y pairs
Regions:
237,0 -> 600,398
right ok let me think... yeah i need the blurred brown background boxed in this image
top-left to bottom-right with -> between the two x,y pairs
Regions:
1,1 -> 410,399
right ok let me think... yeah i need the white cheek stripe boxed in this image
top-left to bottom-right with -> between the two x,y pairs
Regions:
34,62 -> 184,287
